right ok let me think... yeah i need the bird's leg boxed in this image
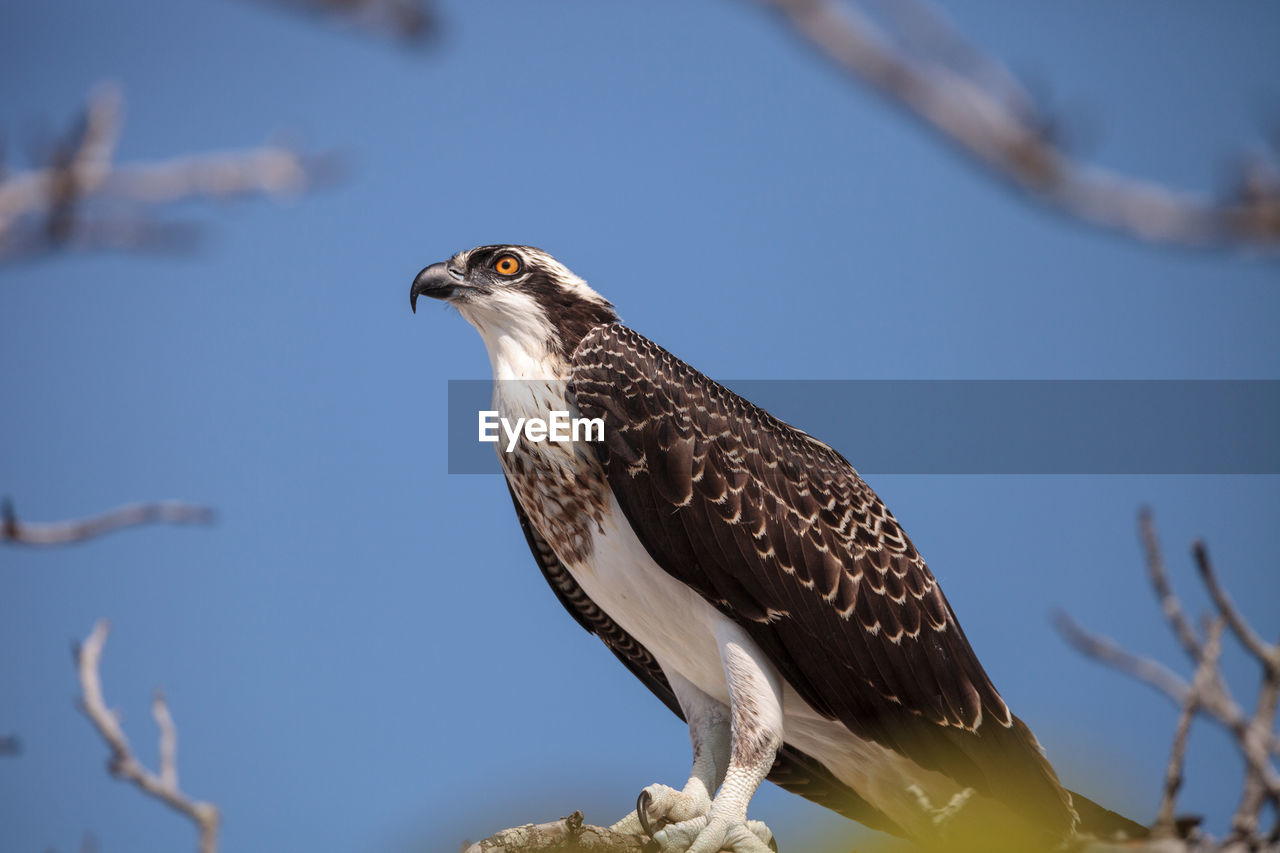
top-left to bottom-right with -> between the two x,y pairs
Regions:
651,623 -> 782,853
612,673 -> 729,836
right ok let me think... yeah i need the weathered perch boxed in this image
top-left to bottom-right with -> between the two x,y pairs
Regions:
463,812 -> 647,853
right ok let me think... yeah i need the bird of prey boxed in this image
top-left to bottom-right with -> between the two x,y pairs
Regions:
410,246 -> 1143,852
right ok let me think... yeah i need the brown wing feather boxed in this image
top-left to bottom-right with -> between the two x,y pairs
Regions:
503,478 -> 905,835
569,324 -> 1074,834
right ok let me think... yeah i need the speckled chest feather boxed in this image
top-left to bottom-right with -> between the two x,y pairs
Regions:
495,379 -> 611,567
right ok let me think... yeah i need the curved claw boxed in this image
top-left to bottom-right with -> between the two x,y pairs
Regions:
637,789 -> 655,838
616,782 -> 716,843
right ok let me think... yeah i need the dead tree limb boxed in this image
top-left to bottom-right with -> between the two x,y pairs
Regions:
74,620 -> 220,853
1055,511 -> 1280,849
753,0 -> 1280,251
2,498 -> 214,547
1194,542 -> 1280,842
0,83 -> 338,263
1140,508 -> 1202,660
463,812 -> 645,853
1155,619 -> 1223,837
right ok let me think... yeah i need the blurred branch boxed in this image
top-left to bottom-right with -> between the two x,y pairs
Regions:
463,811 -> 645,853
246,0 -> 437,46
2,498 -> 214,547
75,620 -> 220,853
1140,508 -> 1202,660
1155,618 -> 1223,836
1194,541 -> 1278,667
0,734 -> 20,756
1054,511 -> 1280,849
0,83 -> 340,264
1194,541 -> 1280,842
1053,612 -> 1193,707
754,0 -> 1280,251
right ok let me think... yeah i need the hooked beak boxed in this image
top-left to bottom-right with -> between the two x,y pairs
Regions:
410,262 -> 463,313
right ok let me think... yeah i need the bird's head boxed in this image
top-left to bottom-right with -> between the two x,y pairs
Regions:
411,245 -> 618,373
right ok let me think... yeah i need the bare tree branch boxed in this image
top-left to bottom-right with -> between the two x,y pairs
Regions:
1053,610 -> 1196,707
2,498 -> 214,547
1156,701 -> 1199,840
1057,608 -> 1280,836
153,690 -> 179,790
0,83 -> 339,263
1058,612 -> 1280,764
74,620 -> 220,853
1193,541 -> 1280,842
1056,512 -> 1280,849
1156,619 -> 1223,836
1194,541 -> 1277,668
754,0 -> 1280,251
463,811 -> 645,853
40,82 -> 123,246
1141,508 -> 1202,661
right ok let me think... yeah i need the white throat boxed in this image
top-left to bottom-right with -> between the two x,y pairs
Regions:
456,290 -> 567,383
453,289 -> 576,437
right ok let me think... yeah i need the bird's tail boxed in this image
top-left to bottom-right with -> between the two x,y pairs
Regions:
1068,789 -> 1149,841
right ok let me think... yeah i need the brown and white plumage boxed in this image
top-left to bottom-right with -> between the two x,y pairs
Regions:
410,245 -> 1144,850
569,323 -> 1075,832
506,478 -> 906,837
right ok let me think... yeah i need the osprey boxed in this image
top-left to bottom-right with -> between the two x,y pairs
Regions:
411,246 -> 1142,852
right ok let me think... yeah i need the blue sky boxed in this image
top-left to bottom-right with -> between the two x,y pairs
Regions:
2,1 -> 1278,851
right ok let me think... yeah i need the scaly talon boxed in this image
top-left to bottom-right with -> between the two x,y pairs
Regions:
614,781 -> 715,839
652,814 -> 775,853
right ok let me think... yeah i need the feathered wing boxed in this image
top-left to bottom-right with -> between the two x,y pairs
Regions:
503,480 -> 906,836
568,324 -> 1076,836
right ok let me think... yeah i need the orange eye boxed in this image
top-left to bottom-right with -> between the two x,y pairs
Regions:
493,254 -> 522,276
